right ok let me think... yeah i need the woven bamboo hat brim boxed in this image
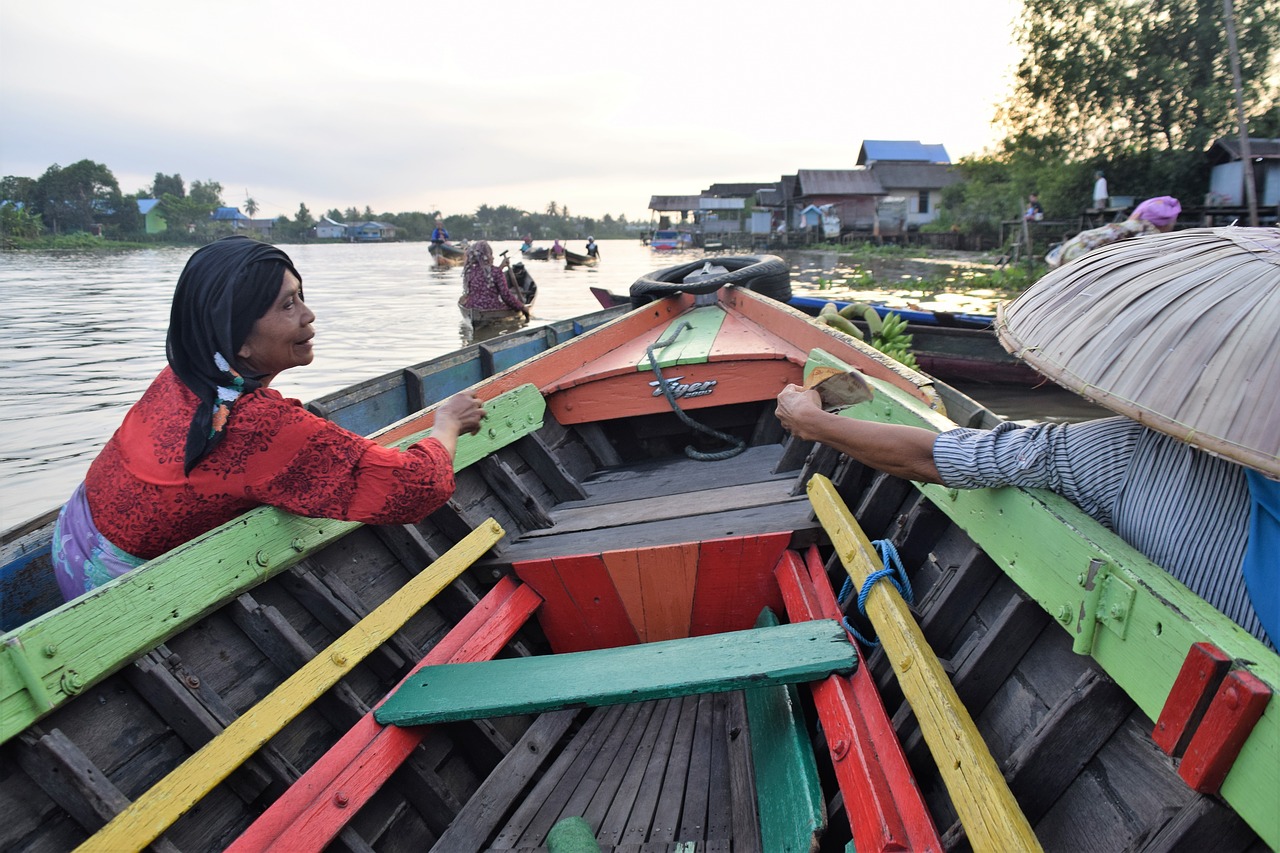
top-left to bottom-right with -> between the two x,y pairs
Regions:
995,226 -> 1280,478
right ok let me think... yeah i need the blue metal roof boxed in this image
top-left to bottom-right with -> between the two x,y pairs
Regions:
857,140 -> 951,164
137,198 -> 160,214
211,207 -> 250,221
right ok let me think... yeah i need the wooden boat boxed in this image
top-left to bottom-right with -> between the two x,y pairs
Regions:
429,242 -> 466,267
592,287 -> 1040,386
459,261 -> 538,326
2,277 -> 1276,852
521,247 -> 550,261
563,248 -> 599,268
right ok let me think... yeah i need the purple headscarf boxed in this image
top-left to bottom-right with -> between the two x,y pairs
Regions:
1130,197 -> 1181,230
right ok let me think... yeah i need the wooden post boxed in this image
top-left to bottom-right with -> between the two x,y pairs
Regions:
807,474 -> 1042,852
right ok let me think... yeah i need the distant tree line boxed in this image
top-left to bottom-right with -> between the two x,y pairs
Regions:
0,163 -> 644,247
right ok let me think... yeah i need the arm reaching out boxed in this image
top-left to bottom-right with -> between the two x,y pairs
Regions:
430,392 -> 486,460
775,384 -> 942,484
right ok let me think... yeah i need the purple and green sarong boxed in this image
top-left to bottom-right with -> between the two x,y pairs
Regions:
52,482 -> 146,601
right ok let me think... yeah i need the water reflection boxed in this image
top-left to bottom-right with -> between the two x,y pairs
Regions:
0,240 -> 1083,524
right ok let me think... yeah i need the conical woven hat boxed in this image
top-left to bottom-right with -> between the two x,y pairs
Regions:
995,226 -> 1280,478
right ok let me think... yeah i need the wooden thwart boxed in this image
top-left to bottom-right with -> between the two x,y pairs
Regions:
78,519 -> 506,853
807,474 -> 1042,853
375,619 -> 856,726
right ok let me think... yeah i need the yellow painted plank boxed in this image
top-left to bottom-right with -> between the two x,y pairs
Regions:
76,519 -> 506,853
808,475 -> 1042,853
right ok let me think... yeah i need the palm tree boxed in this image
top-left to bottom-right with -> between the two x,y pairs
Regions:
546,201 -> 559,217
244,197 -> 259,218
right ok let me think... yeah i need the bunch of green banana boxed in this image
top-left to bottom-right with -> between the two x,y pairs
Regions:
813,302 -> 918,369
873,311 -> 918,370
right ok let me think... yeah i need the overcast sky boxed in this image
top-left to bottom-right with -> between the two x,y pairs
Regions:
1,0 -> 1022,222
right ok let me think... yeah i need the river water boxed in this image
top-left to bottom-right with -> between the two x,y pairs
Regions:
0,239 -> 1097,527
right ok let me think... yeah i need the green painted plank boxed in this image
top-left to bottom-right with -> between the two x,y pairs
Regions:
633,306 -> 727,371
746,609 -> 825,852
374,619 -> 855,726
0,384 -> 546,744
834,368 -> 1280,848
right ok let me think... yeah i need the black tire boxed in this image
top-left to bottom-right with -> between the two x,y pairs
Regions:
629,255 -> 792,307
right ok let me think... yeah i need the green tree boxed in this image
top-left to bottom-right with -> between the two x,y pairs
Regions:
1001,0 -> 1280,160
244,197 -> 259,217
159,192 -> 216,236
295,203 -> 314,228
151,173 -> 184,198
32,160 -> 122,234
189,180 -> 224,208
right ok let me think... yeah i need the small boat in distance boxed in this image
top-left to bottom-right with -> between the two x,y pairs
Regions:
649,229 -> 681,252
429,242 -> 466,267
520,246 -> 550,260
563,248 -> 599,268
459,259 -> 537,327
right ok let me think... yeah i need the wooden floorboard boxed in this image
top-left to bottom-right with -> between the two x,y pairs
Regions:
489,692 -> 755,851
571,445 -> 792,506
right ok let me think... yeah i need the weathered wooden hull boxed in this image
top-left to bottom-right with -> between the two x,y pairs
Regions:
429,243 -> 466,267
564,250 -> 598,268
1,288 -> 1275,852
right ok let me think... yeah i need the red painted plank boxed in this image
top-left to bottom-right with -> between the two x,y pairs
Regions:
1178,669 -> 1272,794
513,554 -> 640,653
225,577 -> 542,853
688,533 -> 791,636
547,360 -> 799,426
775,547 -> 942,852
627,542 -> 700,642
1152,642 -> 1232,756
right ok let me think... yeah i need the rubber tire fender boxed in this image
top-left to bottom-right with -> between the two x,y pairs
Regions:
629,255 -> 791,307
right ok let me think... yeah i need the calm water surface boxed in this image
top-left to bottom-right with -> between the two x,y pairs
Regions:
0,239 -> 1091,526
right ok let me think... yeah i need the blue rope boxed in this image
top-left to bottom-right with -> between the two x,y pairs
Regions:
836,539 -> 913,649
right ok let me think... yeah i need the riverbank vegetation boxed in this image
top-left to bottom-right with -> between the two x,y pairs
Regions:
3,0 -> 1276,253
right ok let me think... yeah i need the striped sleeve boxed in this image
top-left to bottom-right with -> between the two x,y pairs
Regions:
932,417 -> 1141,528
933,417 -> 1268,647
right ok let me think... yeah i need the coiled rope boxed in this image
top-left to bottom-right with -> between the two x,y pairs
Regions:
836,539 -> 914,649
645,322 -> 746,461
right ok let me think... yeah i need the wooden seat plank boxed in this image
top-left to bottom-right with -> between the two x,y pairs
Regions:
530,479 -> 801,538
375,620 -> 856,726
774,545 -> 943,852
745,608 -> 825,852
228,578 -> 542,852
482,502 -> 823,568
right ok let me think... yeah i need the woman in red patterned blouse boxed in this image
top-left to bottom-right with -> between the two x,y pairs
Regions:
52,236 -> 486,601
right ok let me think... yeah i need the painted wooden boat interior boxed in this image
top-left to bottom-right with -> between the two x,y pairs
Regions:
1,290 -> 1275,852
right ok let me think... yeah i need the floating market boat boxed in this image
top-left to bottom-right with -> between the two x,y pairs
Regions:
520,247 -> 550,261
429,242 -> 466,267
458,259 -> 538,327
563,248 -> 599,268
1,260 -> 1275,852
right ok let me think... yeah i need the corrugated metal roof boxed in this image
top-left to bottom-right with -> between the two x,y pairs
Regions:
857,140 -> 951,164
704,182 -> 776,198
869,162 -> 963,189
796,169 -> 885,196
137,198 -> 160,214
649,195 -> 702,211
1208,136 -> 1280,163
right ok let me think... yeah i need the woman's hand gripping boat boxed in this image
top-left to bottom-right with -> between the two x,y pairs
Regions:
1,270 -> 1276,852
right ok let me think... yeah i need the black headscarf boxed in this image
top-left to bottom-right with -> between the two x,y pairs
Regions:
166,236 -> 302,474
